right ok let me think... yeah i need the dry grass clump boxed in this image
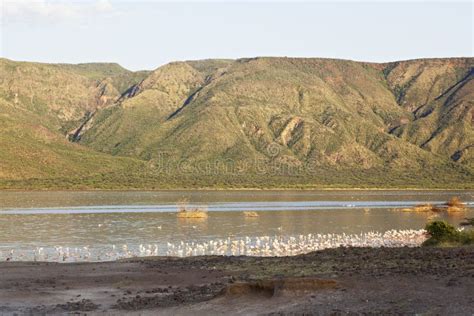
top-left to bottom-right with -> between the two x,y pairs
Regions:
176,199 -> 208,218
447,196 -> 464,207
177,211 -> 208,219
415,204 -> 439,212
445,197 -> 467,212
243,211 -> 259,217
402,204 -> 440,212
401,197 -> 468,213
446,206 -> 466,213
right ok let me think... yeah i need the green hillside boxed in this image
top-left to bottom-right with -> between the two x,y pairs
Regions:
0,58 -> 147,187
385,59 -> 473,167
0,57 -> 472,189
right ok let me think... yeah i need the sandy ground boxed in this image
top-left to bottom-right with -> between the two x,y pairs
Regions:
0,247 -> 473,315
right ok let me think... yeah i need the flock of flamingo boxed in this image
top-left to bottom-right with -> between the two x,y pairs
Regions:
0,229 -> 426,262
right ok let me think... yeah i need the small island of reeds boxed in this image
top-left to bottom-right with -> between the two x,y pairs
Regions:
401,197 -> 468,213
176,201 -> 208,219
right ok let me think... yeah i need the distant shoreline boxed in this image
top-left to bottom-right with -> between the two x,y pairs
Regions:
0,187 -> 473,192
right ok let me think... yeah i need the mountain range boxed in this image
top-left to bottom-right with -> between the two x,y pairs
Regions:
0,57 -> 472,189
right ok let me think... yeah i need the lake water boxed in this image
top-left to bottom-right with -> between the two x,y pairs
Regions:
0,190 -> 472,261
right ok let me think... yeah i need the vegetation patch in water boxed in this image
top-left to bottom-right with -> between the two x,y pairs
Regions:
243,211 -> 259,217
401,197 -> 468,214
176,200 -> 208,219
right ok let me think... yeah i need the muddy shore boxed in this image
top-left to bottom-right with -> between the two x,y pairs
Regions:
0,247 -> 473,315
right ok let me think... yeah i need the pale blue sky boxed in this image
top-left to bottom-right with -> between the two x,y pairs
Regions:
1,1 -> 472,70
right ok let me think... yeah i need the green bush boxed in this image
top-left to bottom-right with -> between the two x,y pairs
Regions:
425,221 -> 458,239
423,221 -> 474,246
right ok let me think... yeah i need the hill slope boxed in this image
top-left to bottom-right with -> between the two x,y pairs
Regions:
384,59 -> 473,166
0,57 -> 472,189
0,58 -> 147,186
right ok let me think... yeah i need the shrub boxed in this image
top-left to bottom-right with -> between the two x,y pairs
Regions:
423,221 -> 474,246
425,221 -> 458,239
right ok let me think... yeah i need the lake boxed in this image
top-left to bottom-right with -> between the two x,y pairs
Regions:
0,190 -> 472,261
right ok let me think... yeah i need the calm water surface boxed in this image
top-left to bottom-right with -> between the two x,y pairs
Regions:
0,190 -> 472,252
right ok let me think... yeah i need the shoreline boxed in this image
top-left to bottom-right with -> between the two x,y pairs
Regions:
0,246 -> 472,314
1,188 -> 473,192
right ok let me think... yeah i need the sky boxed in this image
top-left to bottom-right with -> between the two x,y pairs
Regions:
0,0 -> 472,71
